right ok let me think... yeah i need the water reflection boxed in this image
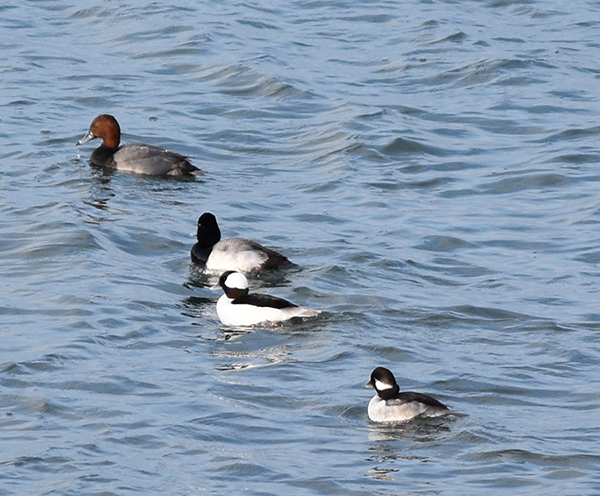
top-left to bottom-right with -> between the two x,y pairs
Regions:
365,420 -> 456,482
365,466 -> 399,481
186,265 -> 298,290
212,344 -> 292,370
367,417 -> 454,443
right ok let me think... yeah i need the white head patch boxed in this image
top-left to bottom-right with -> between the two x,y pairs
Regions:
225,271 -> 248,290
375,379 -> 393,391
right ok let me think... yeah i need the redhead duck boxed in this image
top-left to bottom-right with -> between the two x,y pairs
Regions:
191,212 -> 296,273
77,114 -> 203,176
216,271 -> 320,326
367,367 -> 462,423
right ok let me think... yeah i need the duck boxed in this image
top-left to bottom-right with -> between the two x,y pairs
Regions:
77,114 -> 203,176
191,212 -> 295,273
216,270 -> 320,326
367,367 -> 455,423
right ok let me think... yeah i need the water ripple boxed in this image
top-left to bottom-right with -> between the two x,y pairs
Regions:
2,0 -> 600,494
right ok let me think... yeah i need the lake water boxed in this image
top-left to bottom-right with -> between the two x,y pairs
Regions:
2,0 -> 600,494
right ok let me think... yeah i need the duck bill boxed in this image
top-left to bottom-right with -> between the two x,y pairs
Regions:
76,130 -> 96,146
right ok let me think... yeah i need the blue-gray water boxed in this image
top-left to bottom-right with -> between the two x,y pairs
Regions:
2,0 -> 600,494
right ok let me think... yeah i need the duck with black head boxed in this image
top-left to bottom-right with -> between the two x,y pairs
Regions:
191,212 -> 296,273
77,114 -> 204,176
367,367 -> 462,423
216,270 -> 320,326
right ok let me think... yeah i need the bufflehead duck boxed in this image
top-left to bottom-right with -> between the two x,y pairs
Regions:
191,212 -> 295,273
77,114 -> 204,176
216,271 -> 320,326
367,367 -> 453,423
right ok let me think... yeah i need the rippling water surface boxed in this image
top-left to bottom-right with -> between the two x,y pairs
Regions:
2,0 -> 600,494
